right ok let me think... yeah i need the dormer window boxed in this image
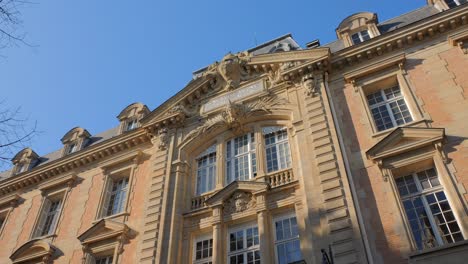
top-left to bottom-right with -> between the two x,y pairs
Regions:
60,127 -> 91,157
12,148 -> 39,175
117,102 -> 149,134
351,30 -> 371,44
336,12 -> 380,47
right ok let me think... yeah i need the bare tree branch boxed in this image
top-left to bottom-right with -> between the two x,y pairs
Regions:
0,101 -> 38,168
0,0 -> 35,49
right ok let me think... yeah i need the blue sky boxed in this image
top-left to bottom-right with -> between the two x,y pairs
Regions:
0,0 -> 425,169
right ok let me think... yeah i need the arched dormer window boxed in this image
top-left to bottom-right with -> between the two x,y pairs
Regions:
117,102 -> 150,134
60,127 -> 91,157
11,148 -> 39,175
336,12 -> 380,47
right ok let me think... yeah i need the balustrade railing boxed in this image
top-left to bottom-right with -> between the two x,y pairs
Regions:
191,193 -> 211,210
265,168 -> 294,188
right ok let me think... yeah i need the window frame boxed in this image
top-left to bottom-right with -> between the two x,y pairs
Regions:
226,222 -> 261,264
273,213 -> 303,264
351,30 -> 371,44
263,127 -> 292,173
31,189 -> 67,239
125,119 -> 138,132
196,145 -> 217,195
225,132 -> 258,184
356,67 -> 425,135
96,165 -> 136,221
192,234 -> 214,264
395,167 -> 464,250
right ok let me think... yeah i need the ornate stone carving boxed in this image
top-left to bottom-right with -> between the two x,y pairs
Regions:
203,52 -> 251,91
166,104 -> 198,118
302,74 -> 318,97
224,191 -> 256,215
184,95 -> 289,141
158,128 -> 169,150
267,69 -> 283,88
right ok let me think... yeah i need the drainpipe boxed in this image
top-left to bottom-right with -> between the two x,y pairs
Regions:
323,72 -> 374,264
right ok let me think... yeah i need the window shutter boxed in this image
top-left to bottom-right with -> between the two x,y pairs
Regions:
34,198 -> 51,238
100,179 -> 113,218
48,199 -> 63,235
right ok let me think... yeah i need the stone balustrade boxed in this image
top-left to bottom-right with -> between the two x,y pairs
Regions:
191,193 -> 211,210
265,168 -> 294,188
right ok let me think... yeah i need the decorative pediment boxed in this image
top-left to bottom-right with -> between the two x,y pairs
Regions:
61,127 -> 91,144
10,239 -> 56,264
78,219 -> 129,246
205,181 -> 268,207
366,127 -> 445,161
12,148 -> 39,165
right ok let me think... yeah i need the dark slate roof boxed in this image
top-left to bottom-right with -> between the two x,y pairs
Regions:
321,5 -> 440,53
0,126 -> 120,182
378,6 -> 439,34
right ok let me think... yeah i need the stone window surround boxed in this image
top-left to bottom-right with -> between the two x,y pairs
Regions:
192,233 -> 213,264
30,174 -> 76,241
368,131 -> 468,252
60,127 -> 91,157
189,120 -> 294,197
188,208 -> 301,264
348,58 -> 428,136
226,221 -> 260,264
336,12 -> 381,48
94,158 -> 139,222
0,193 -> 20,239
11,148 -> 39,176
117,102 -> 149,135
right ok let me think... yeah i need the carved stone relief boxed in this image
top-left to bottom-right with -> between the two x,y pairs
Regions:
203,52 -> 251,91
302,74 -> 319,97
224,191 -> 256,215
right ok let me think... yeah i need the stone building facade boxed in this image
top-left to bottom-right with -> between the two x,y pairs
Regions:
0,1 -> 467,264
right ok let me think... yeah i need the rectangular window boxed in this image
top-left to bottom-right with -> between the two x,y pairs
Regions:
228,225 -> 260,264
263,127 -> 292,173
396,168 -> 464,250
126,119 -> 138,131
103,177 -> 129,217
196,149 -> 217,195
274,215 -> 302,264
68,143 -> 78,154
351,30 -> 371,44
95,255 -> 113,264
367,85 -> 412,132
194,237 -> 213,264
226,133 -> 257,184
33,197 -> 63,238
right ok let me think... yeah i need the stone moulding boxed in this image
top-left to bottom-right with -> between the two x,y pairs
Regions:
0,130 -> 150,196
332,5 -> 468,70
10,239 -> 56,264
448,27 -> 468,54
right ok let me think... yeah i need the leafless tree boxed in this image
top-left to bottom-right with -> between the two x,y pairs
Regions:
0,102 -> 37,166
0,0 -> 32,49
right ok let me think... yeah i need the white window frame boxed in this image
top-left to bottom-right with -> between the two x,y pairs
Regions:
196,145 -> 217,195
263,127 -> 292,173
227,223 -> 260,264
273,213 -> 302,264
225,133 -> 257,184
32,192 -> 66,239
351,30 -> 371,44
102,177 -> 130,218
125,119 -> 138,131
395,167 -> 464,250
193,234 -> 213,264
95,255 -> 114,264
366,85 -> 413,132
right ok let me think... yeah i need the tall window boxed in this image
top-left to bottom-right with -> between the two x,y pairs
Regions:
196,146 -> 217,195
194,237 -> 213,264
396,168 -> 464,250
67,143 -> 78,154
351,30 -> 371,44
274,215 -> 302,264
95,255 -> 113,264
103,177 -> 129,217
228,225 -> 260,264
367,85 -> 412,132
34,198 -> 63,237
263,127 -> 292,173
226,133 -> 257,184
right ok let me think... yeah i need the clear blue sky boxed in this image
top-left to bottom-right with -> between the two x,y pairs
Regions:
0,0 -> 425,169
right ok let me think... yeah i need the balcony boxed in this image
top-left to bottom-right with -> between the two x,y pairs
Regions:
264,168 -> 295,188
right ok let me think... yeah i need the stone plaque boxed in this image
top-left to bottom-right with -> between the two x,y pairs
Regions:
201,81 -> 265,114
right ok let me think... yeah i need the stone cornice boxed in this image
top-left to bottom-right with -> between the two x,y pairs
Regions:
0,129 -> 150,196
331,5 -> 468,70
